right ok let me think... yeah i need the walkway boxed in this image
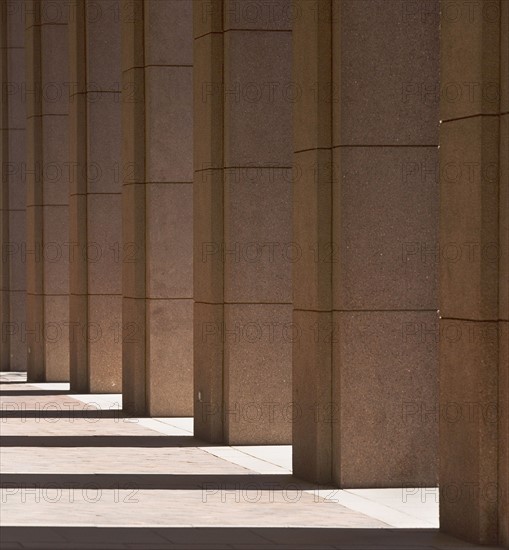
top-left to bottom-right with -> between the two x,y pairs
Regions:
0,372 -> 503,550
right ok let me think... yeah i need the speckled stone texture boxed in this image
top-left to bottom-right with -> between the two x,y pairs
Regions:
0,1 -> 27,373
24,0 -> 70,382
292,0 -> 439,487
439,0 -> 508,545
69,0 -> 122,394
121,0 -> 193,416
193,0 -> 293,445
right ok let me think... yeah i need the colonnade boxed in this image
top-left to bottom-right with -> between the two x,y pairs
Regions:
0,0 -> 507,545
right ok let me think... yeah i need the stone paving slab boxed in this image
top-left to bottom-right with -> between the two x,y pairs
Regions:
0,377 -> 387,532
0,527 -> 505,550
0,417 -> 171,437
0,374 -> 505,549
0,488 -> 385,528
0,447 -> 252,474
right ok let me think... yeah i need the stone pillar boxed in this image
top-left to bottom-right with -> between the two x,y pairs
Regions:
291,0 -> 333,483
499,5 -> 509,542
25,0 -> 70,381
1,1 -> 27,371
292,0 -> 439,485
439,0 -> 508,545
193,0 -> 293,444
68,0 -> 122,393
0,0 -> 9,370
121,0 -> 193,416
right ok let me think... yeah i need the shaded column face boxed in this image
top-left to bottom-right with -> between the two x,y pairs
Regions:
1,1 -> 27,371
122,0 -> 194,416
25,0 -> 70,382
68,0 -> 122,393
292,0 -> 440,486
499,3 -> 509,535
0,2 -> 10,370
291,0 -> 334,483
194,0 -> 293,445
439,0 -> 508,545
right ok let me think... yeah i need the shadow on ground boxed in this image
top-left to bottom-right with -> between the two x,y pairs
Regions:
0,527 -> 505,550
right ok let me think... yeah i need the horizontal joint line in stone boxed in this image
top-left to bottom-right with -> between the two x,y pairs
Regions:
332,308 -> 439,313
70,192 -> 122,197
26,293 -> 69,297
294,308 -> 438,314
194,31 -> 223,40
71,293 -> 122,297
145,64 -> 193,69
441,113 -> 501,124
440,316 -> 504,323
331,144 -> 439,149
26,204 -> 68,208
194,167 -> 292,174
195,301 -> 292,306
225,28 -> 292,34
295,147 -> 332,154
193,168 -> 223,173
122,182 -> 193,186
293,308 -> 333,314
27,114 -> 68,119
144,181 -> 193,185
70,91 -> 121,97
123,297 -> 193,301
122,65 -> 193,72
1,289 -> 26,293
25,23 -> 68,30
224,166 -> 292,170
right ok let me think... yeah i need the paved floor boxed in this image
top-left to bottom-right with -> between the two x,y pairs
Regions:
0,372 -> 504,550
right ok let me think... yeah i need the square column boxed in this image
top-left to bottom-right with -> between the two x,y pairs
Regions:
440,0 -> 508,545
293,0 -> 439,485
68,0 -> 122,393
122,0 -> 193,416
0,0 -> 9,369
0,0 -> 27,371
193,0 -> 293,444
25,0 -> 70,381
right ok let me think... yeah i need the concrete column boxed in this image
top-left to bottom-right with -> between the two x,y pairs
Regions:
293,0 -> 439,485
291,0 -> 333,483
121,0 -> 193,416
193,0 -> 293,444
0,0 -> 9,370
1,1 -> 27,371
439,0 -> 508,545
25,0 -> 70,381
499,5 -> 509,542
68,0 -> 122,393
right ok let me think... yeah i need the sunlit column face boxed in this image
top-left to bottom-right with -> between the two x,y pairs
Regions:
121,0 -> 194,417
193,0 -> 293,445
